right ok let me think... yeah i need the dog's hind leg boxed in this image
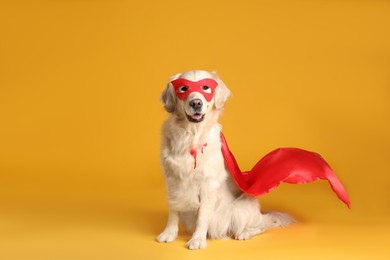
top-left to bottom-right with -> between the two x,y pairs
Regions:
229,194 -> 264,240
229,194 -> 295,240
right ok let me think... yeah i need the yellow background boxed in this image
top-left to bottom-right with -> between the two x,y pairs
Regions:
1,0 -> 389,259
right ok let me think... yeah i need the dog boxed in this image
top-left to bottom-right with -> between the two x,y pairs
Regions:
157,70 -> 293,250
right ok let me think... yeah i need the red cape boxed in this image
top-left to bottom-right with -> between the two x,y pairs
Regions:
220,132 -> 351,208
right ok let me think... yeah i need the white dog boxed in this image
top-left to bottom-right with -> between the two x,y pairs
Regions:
157,70 -> 293,250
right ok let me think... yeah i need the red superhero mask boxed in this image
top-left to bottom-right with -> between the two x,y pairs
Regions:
171,78 -> 218,102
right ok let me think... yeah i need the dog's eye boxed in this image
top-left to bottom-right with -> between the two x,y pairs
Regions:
179,86 -> 189,93
202,86 -> 211,94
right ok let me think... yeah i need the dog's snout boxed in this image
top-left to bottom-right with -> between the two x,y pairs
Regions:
189,99 -> 203,110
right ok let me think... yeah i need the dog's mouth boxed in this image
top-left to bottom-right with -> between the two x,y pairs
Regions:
186,113 -> 205,123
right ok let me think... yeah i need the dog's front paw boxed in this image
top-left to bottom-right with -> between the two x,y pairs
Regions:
156,230 -> 177,243
186,238 -> 207,250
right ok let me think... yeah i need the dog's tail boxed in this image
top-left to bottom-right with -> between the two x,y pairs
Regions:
262,211 -> 295,229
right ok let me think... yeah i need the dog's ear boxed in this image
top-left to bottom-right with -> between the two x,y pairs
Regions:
161,73 -> 180,113
214,76 -> 231,109
161,83 -> 176,113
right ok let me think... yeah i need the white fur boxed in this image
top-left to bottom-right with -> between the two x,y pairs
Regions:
157,70 -> 294,250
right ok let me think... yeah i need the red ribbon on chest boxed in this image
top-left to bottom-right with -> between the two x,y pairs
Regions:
190,143 -> 208,169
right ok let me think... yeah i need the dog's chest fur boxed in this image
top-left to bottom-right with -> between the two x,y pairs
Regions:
161,119 -> 228,212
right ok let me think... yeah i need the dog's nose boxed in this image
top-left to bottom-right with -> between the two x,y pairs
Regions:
189,99 -> 203,110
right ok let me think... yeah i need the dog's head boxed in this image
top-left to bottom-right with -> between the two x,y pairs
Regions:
161,70 -> 231,123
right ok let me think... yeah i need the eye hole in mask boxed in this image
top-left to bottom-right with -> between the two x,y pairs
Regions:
179,86 -> 189,93
201,86 -> 211,94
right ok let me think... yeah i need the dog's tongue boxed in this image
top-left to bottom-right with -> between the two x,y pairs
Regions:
191,113 -> 203,120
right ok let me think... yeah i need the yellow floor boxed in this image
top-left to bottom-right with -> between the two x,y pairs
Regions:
0,184 -> 389,259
